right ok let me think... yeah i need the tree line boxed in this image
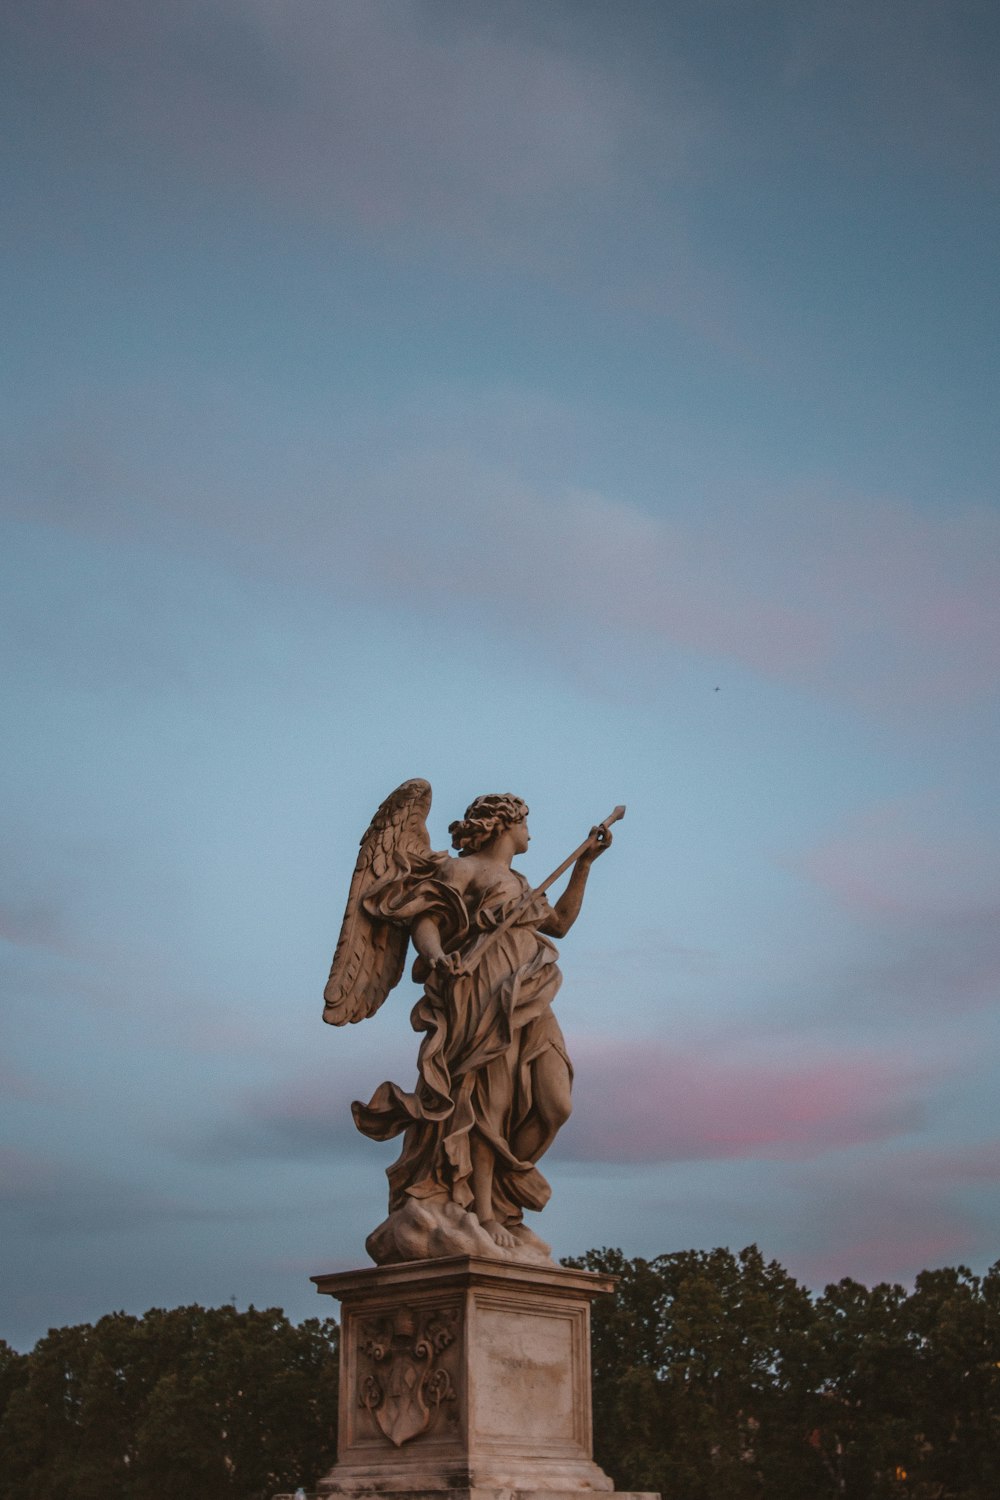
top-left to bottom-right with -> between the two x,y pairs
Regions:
0,1246 -> 997,1498
0,1304 -> 338,1500
570,1246 -> 1000,1500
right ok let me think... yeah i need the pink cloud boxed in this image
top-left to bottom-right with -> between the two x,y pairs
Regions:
784,1143 -> 1000,1289
799,1219 -> 976,1291
899,1142 -> 1000,1185
772,492 -> 1000,708
793,798 -> 1000,921
785,800 -> 1000,1017
205,1030 -> 936,1171
557,1034 -> 934,1164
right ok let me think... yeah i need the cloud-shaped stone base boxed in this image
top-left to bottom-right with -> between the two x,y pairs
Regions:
365,1196 -> 555,1267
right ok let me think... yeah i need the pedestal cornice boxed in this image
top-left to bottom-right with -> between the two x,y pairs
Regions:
311,1256 -> 616,1303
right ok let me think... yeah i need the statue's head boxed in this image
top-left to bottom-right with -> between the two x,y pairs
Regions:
449,794 -> 529,854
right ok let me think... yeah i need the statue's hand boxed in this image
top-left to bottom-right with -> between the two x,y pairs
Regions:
431,951 -> 464,979
583,823 -> 613,861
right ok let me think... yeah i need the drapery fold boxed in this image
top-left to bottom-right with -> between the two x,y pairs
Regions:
352,859 -> 570,1223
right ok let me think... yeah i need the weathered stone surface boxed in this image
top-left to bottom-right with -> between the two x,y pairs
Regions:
310,1257 -> 655,1500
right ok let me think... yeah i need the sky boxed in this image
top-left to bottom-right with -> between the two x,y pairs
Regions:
2,0 -> 999,1351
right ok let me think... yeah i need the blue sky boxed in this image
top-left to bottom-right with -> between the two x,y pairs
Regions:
2,0 -> 999,1350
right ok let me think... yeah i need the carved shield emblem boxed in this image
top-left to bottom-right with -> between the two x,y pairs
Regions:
380,1346 -> 430,1445
358,1306 -> 458,1447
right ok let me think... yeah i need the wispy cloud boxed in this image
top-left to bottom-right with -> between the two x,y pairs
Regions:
555,1033 -> 936,1164
794,797 -> 1000,921
785,1139 -> 1000,1288
181,1026 -> 930,1173
0,1145 -> 260,1235
6,1 -> 709,263
790,798 -> 1000,1015
8,385 -> 999,714
184,1045 -> 416,1165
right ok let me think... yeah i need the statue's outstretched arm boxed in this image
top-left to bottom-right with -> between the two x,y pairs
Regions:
538,824 -> 613,939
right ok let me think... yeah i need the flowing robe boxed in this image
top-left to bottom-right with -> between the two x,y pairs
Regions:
352,855 -> 572,1224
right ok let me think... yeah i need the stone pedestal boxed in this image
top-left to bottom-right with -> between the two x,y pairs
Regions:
306,1256 -> 656,1500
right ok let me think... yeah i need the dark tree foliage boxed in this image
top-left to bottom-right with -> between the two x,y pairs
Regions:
565,1247 -> 1000,1500
2,1252 -> 998,1499
0,1345 -> 28,1458
0,1305 -> 338,1500
812,1264 -> 1000,1499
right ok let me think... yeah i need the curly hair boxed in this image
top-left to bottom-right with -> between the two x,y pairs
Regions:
449,794 -> 529,854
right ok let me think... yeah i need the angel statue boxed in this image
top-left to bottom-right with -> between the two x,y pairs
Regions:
323,780 -> 623,1266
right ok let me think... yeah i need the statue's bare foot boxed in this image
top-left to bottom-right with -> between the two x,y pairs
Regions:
480,1218 -> 518,1249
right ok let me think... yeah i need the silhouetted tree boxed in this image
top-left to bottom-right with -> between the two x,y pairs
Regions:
566,1245 -> 826,1499
0,1305 -> 337,1500
0,1344 -> 27,1445
811,1273 -> 915,1497
567,1247 -> 1000,1500
903,1260 -> 1000,1498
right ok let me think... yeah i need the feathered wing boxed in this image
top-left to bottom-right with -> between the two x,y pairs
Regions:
322,778 -> 433,1026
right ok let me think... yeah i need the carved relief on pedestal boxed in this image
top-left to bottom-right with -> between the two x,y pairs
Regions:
356,1303 -> 459,1447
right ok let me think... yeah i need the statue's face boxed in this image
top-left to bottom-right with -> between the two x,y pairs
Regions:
511,817 -> 530,855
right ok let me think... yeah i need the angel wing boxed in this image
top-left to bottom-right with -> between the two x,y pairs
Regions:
322,778 -> 434,1026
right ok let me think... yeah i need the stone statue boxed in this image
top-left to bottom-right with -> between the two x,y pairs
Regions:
323,780 -> 623,1265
